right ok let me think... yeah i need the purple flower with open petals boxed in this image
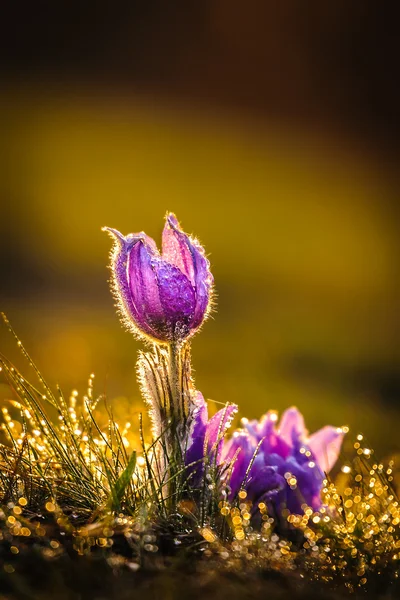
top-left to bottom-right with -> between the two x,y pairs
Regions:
222,407 -> 345,515
103,214 -> 213,343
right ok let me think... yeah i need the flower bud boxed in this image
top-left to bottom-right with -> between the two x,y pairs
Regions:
103,213 -> 213,343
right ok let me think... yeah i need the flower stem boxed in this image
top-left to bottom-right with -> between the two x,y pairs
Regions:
167,341 -> 183,512
169,341 -> 181,420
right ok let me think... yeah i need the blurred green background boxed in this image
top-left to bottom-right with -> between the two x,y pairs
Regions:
1,2 -> 399,457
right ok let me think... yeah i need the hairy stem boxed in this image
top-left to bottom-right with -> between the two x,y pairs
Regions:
169,341 -> 182,421
167,341 -> 183,512
138,341 -> 193,514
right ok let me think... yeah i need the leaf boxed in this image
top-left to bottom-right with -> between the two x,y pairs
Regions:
109,450 -> 137,512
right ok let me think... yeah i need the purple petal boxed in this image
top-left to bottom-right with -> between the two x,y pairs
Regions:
278,407 -> 307,447
263,452 -> 288,471
162,213 -> 213,330
283,457 -> 324,513
103,228 -> 161,340
153,260 -> 196,337
222,431 -> 255,497
246,465 -> 285,503
127,238 -> 168,339
205,403 -> 238,464
243,411 -> 279,441
261,430 -> 291,460
190,252 -> 213,329
185,392 -> 208,467
241,417 -> 261,439
162,214 -> 196,285
308,426 -> 345,473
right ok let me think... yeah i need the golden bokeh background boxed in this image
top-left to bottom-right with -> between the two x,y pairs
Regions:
1,3 -> 399,458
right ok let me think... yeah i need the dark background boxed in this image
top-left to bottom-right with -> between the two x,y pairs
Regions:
1,2 -> 399,456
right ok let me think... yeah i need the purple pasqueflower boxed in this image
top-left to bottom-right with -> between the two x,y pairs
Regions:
103,213 -> 213,343
222,407 -> 345,515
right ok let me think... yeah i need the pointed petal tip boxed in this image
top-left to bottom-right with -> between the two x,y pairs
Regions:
308,425 -> 345,473
280,405 -> 303,422
102,227 -> 126,244
165,212 -> 180,230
